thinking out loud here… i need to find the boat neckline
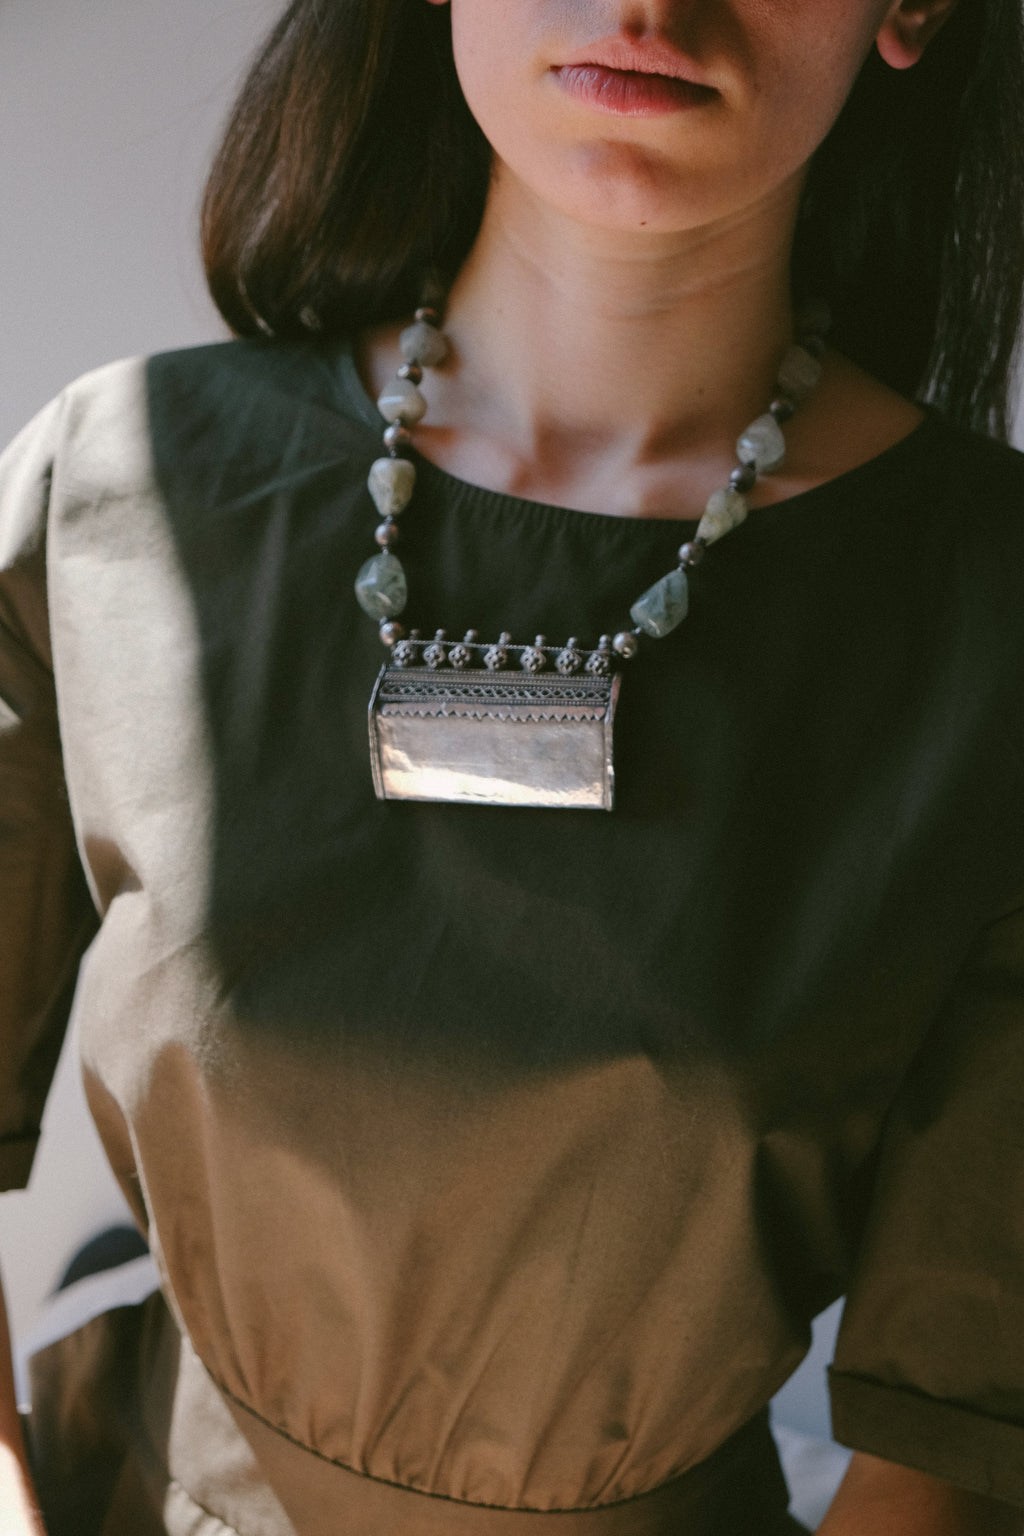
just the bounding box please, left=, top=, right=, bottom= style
left=333, top=338, right=941, bottom=536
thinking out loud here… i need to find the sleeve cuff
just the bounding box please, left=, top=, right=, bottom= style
left=0, top=1132, right=40, bottom=1192
left=829, top=1368, right=1024, bottom=1508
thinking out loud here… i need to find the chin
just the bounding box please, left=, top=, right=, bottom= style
left=541, top=143, right=727, bottom=234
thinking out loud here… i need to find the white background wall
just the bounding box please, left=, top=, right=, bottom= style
left=0, top=0, right=1019, bottom=1456
left=0, top=0, right=279, bottom=1341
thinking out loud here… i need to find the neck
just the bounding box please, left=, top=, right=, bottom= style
left=436, top=165, right=802, bottom=480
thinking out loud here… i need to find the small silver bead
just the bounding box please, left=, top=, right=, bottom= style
left=556, top=639, right=583, bottom=675
left=423, top=629, right=448, bottom=669
left=612, top=631, right=640, bottom=660
left=383, top=423, right=413, bottom=452
left=397, top=362, right=423, bottom=384
left=379, top=620, right=405, bottom=648
left=374, top=520, right=400, bottom=548
left=585, top=636, right=614, bottom=677
left=392, top=638, right=419, bottom=667
left=415, top=306, right=439, bottom=325
left=462, top=629, right=478, bottom=645
left=520, top=635, right=547, bottom=673
left=769, top=395, right=796, bottom=423
left=730, top=463, right=758, bottom=493
left=677, top=540, right=705, bottom=567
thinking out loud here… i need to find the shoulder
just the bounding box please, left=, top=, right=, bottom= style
left=17, top=337, right=379, bottom=515
left=925, top=410, right=1024, bottom=511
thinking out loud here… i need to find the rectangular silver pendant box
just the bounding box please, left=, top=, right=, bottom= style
left=369, top=665, right=621, bottom=810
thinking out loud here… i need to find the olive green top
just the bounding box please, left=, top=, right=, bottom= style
left=3, top=337, right=1024, bottom=1534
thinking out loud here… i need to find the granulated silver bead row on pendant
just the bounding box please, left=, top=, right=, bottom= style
left=354, top=300, right=831, bottom=669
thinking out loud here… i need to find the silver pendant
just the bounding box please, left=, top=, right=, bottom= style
left=369, top=665, right=621, bottom=810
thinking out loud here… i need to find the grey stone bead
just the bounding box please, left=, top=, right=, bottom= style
left=354, top=550, right=408, bottom=621
left=377, top=376, right=428, bottom=426
left=736, top=413, right=786, bottom=475
left=400, top=320, right=449, bottom=369
left=368, top=457, right=417, bottom=518
left=696, top=487, right=748, bottom=545
left=630, top=567, right=690, bottom=638
left=612, top=631, right=640, bottom=660
left=776, top=344, right=822, bottom=404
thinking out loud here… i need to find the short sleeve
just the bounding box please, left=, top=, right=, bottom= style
left=829, top=895, right=1024, bottom=1507
left=0, top=398, right=99, bottom=1192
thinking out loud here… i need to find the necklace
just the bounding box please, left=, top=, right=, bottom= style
left=355, top=301, right=829, bottom=810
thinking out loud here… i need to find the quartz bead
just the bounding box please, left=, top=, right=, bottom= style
left=696, top=486, right=749, bottom=545
left=737, top=413, right=786, bottom=475
left=400, top=320, right=449, bottom=368
left=354, top=551, right=408, bottom=620
left=776, top=344, right=822, bottom=403
left=368, top=457, right=416, bottom=518
left=377, top=376, right=428, bottom=426
left=630, top=567, right=690, bottom=639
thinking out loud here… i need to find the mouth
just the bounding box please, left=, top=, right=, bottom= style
left=550, top=39, right=717, bottom=118
left=552, top=65, right=717, bottom=117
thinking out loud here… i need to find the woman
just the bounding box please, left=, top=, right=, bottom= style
left=2, top=0, right=1024, bottom=1531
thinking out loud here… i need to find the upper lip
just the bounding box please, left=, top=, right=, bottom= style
left=554, top=36, right=712, bottom=87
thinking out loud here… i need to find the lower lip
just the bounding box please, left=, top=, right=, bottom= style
left=553, top=65, right=716, bottom=117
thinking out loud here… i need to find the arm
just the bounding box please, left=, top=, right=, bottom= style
left=0, top=1272, right=46, bottom=1536
left=817, top=1452, right=1023, bottom=1536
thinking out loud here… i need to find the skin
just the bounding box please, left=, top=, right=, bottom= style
left=0, top=1272, right=45, bottom=1535
left=363, top=0, right=955, bottom=520
left=368, top=1, right=1024, bottom=1531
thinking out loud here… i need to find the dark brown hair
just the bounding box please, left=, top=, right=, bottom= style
left=202, top=0, right=1024, bottom=436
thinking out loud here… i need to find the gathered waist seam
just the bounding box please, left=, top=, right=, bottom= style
left=208, top=1359, right=775, bottom=1518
